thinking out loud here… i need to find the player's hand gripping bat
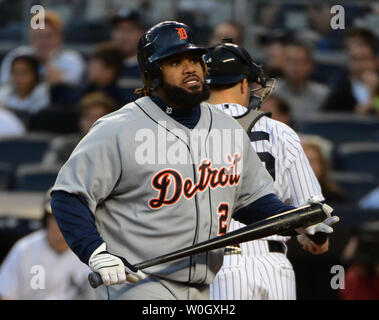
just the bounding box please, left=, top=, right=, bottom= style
left=88, top=202, right=335, bottom=288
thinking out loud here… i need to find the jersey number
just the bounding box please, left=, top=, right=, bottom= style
left=257, top=152, right=275, bottom=181
left=218, top=203, right=229, bottom=235
left=249, top=131, right=276, bottom=181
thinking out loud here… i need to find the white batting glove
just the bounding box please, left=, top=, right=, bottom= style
left=296, top=233, right=329, bottom=255
left=296, top=197, right=340, bottom=236
left=88, top=243, right=146, bottom=286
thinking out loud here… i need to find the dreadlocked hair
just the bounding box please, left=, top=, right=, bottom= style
left=135, top=73, right=155, bottom=97
left=135, top=86, right=152, bottom=97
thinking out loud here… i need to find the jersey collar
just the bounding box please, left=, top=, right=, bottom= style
left=149, top=95, right=201, bottom=129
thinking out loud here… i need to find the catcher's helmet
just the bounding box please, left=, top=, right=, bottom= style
left=204, top=41, right=265, bottom=86
left=204, top=40, right=275, bottom=109
left=137, top=21, right=207, bottom=90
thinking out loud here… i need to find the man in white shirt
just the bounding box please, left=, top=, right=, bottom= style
left=0, top=107, right=25, bottom=137
left=274, top=41, right=329, bottom=120
left=0, top=189, right=94, bottom=300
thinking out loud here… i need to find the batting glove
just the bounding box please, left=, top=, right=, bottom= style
left=88, top=243, right=146, bottom=286
left=296, top=197, right=340, bottom=236
left=297, top=233, right=329, bottom=255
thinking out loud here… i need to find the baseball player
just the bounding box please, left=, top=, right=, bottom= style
left=0, top=189, right=94, bottom=300
left=50, top=21, right=337, bottom=300
left=205, top=42, right=338, bottom=300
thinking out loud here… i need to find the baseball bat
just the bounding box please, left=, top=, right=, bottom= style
left=88, top=202, right=329, bottom=288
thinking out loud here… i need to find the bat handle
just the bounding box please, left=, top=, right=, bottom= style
left=88, top=256, right=141, bottom=288
left=88, top=272, right=102, bottom=289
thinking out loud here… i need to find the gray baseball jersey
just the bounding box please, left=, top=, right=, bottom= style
left=52, top=96, right=274, bottom=287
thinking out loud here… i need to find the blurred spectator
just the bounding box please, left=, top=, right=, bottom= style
left=306, top=4, right=344, bottom=51
left=0, top=189, right=94, bottom=300
left=359, top=186, right=379, bottom=209
left=261, top=94, right=293, bottom=127
left=275, top=41, right=330, bottom=120
left=0, top=106, right=25, bottom=137
left=323, top=28, right=379, bottom=115
left=208, top=21, right=244, bottom=46
left=51, top=42, right=125, bottom=107
left=81, top=42, right=125, bottom=107
left=177, top=7, right=212, bottom=46
left=42, top=92, right=116, bottom=166
left=0, top=10, right=85, bottom=86
left=257, top=3, right=366, bottom=50
left=300, top=134, right=334, bottom=165
left=260, top=30, right=290, bottom=78
left=110, top=9, right=145, bottom=104
left=344, top=27, right=378, bottom=51
left=0, top=55, right=49, bottom=121
left=257, top=3, right=284, bottom=29
left=301, top=138, right=346, bottom=203
left=340, top=220, right=379, bottom=300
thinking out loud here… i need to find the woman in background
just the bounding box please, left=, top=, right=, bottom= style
left=301, top=138, right=347, bottom=203
left=0, top=55, right=50, bottom=121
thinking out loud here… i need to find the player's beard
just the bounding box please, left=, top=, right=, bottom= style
left=162, top=82, right=210, bottom=111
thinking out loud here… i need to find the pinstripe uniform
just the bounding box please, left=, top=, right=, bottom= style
left=210, top=103, right=324, bottom=300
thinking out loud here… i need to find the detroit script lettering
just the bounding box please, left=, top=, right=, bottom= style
left=149, top=153, right=241, bottom=209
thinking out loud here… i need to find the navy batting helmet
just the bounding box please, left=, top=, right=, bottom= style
left=137, top=21, right=207, bottom=90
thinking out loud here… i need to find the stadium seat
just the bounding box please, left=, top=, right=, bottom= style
left=337, top=142, right=379, bottom=176
left=330, top=171, right=378, bottom=202
left=14, top=164, right=60, bottom=192
left=0, top=162, right=13, bottom=190
left=297, top=113, right=379, bottom=145
left=28, top=107, right=79, bottom=134
left=0, top=134, right=53, bottom=169
left=0, top=22, right=23, bottom=41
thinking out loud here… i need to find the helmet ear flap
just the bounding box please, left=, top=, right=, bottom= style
left=144, top=62, right=163, bottom=90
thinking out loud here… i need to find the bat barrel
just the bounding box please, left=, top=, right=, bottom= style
left=88, top=203, right=327, bottom=288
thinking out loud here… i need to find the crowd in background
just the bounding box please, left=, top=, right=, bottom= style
left=0, top=6, right=377, bottom=204
left=0, top=1, right=379, bottom=300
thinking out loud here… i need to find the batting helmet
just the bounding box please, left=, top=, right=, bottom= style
left=137, top=21, right=207, bottom=90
